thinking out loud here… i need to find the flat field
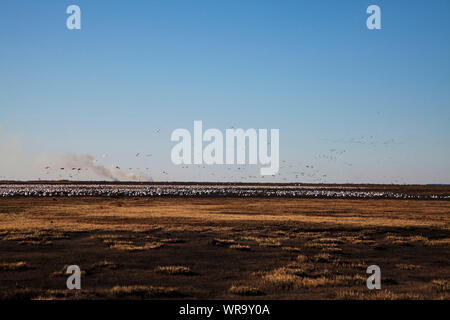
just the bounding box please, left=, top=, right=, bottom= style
left=0, top=195, right=449, bottom=300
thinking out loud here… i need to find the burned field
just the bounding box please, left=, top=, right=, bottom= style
left=0, top=184, right=449, bottom=300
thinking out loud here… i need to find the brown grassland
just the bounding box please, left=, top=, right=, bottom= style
left=0, top=196, right=449, bottom=300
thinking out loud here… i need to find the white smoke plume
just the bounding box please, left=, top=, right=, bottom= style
left=0, top=127, right=152, bottom=181
left=59, top=153, right=151, bottom=181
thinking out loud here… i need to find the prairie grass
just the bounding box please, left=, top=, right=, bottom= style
left=0, top=261, right=28, bottom=271
left=211, top=239, right=236, bottom=247
left=425, top=238, right=450, bottom=246
left=385, top=234, right=450, bottom=247
left=102, top=239, right=133, bottom=246
left=229, top=285, right=265, bottom=296
left=281, top=246, right=301, bottom=253
left=0, top=230, right=69, bottom=246
left=110, top=285, right=185, bottom=298
left=432, top=279, right=450, bottom=292
left=154, top=265, right=194, bottom=275
left=314, top=238, right=345, bottom=245
left=395, top=264, right=422, bottom=271
left=336, top=289, right=423, bottom=300
left=0, top=196, right=448, bottom=299
left=257, top=239, right=282, bottom=247
left=229, top=244, right=251, bottom=251
left=347, top=239, right=376, bottom=245
left=312, top=253, right=333, bottom=263
left=241, top=236, right=282, bottom=247
left=34, top=290, right=79, bottom=300
left=261, top=266, right=364, bottom=290
left=87, top=260, right=118, bottom=273
left=321, top=247, right=343, bottom=254
left=0, top=288, right=41, bottom=300
left=160, top=238, right=185, bottom=243
left=261, top=268, right=297, bottom=290
left=109, top=242, right=164, bottom=251
left=1, top=198, right=449, bottom=235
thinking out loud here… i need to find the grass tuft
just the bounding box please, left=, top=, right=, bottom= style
left=230, top=244, right=251, bottom=251
left=0, top=261, right=28, bottom=271
left=154, top=265, right=194, bottom=275
left=110, top=285, right=185, bottom=298
left=229, top=285, right=265, bottom=296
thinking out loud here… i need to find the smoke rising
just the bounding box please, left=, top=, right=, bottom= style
left=0, top=131, right=151, bottom=181
left=62, top=154, right=150, bottom=181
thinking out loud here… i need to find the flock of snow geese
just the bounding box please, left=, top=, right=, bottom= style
left=0, top=135, right=407, bottom=183
left=0, top=183, right=447, bottom=199
left=35, top=147, right=350, bottom=182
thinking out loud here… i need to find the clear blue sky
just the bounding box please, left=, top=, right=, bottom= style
left=0, top=0, right=449, bottom=183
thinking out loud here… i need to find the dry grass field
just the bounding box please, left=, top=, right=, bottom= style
left=0, top=195, right=449, bottom=300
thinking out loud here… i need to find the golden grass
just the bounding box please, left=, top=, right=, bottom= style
left=261, top=266, right=365, bottom=290
left=229, top=244, right=251, bottom=251
left=95, top=234, right=121, bottom=239
left=241, top=236, right=262, bottom=242
left=2, top=286, right=187, bottom=300
left=211, top=239, right=236, bottom=246
left=257, top=239, right=282, bottom=247
left=281, top=246, right=301, bottom=253
left=241, top=236, right=283, bottom=247
left=229, top=285, right=265, bottom=296
left=395, top=264, right=422, bottom=271
left=0, top=288, right=41, bottom=300
left=336, top=289, right=423, bottom=300
left=314, top=238, right=345, bottom=245
left=312, top=253, right=333, bottom=263
left=0, top=261, right=28, bottom=271
left=347, top=239, right=376, bottom=245
left=154, top=265, right=193, bottom=275
left=160, top=238, right=185, bottom=243
left=87, top=260, right=118, bottom=272
left=0, top=197, right=448, bottom=299
left=432, top=279, right=450, bottom=293
left=261, top=268, right=298, bottom=290
left=1, top=288, right=79, bottom=300
left=426, top=238, right=450, bottom=246
left=1, top=198, right=449, bottom=235
left=103, top=239, right=132, bottom=246
left=386, top=234, right=450, bottom=247
left=109, top=242, right=164, bottom=251
left=0, top=230, right=69, bottom=246
left=34, top=290, right=79, bottom=300
left=110, top=285, right=185, bottom=298
left=321, top=247, right=343, bottom=254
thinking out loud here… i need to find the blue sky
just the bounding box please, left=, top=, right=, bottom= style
left=0, top=0, right=449, bottom=183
